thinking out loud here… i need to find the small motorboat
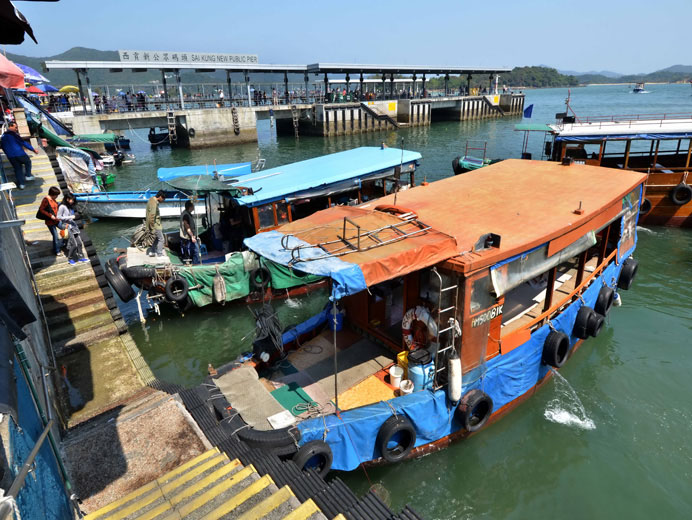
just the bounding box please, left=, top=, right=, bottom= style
left=632, top=82, right=646, bottom=93
left=452, top=140, right=499, bottom=174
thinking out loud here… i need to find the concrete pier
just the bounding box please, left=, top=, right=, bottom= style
left=61, top=93, right=523, bottom=147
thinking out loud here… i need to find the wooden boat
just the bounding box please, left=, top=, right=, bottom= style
left=516, top=104, right=692, bottom=226
left=199, top=159, right=646, bottom=475
left=106, top=146, right=422, bottom=312
left=74, top=162, right=253, bottom=219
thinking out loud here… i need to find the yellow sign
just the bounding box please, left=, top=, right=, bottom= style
left=388, top=102, right=396, bottom=112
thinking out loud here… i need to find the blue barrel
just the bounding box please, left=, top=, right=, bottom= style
left=328, top=308, right=344, bottom=331
left=408, top=348, right=434, bottom=391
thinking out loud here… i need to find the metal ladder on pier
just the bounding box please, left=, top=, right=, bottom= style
left=166, top=111, right=177, bottom=144
left=291, top=105, right=300, bottom=138
left=231, top=107, right=241, bottom=135
left=431, top=267, right=460, bottom=390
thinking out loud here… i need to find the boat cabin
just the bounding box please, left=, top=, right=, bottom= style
left=517, top=114, right=692, bottom=226
left=228, top=159, right=645, bottom=473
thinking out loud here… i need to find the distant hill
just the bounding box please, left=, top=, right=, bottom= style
left=559, top=69, right=623, bottom=78
left=4, top=47, right=298, bottom=91
left=575, top=65, right=692, bottom=84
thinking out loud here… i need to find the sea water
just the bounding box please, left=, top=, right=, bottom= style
left=85, top=83, right=692, bottom=519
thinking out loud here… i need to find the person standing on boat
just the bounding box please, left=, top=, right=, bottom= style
left=146, top=190, right=166, bottom=257
left=179, top=201, right=199, bottom=264
left=1, top=121, right=38, bottom=189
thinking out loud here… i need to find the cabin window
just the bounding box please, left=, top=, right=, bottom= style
left=470, top=275, right=495, bottom=315
left=276, top=201, right=290, bottom=225
left=257, top=204, right=276, bottom=229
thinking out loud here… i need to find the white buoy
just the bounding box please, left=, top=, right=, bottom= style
left=614, top=292, right=622, bottom=306
left=448, top=349, right=462, bottom=403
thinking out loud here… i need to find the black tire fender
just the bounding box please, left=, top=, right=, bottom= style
left=542, top=330, right=570, bottom=368
left=640, top=198, right=652, bottom=215
left=104, top=258, right=135, bottom=303
left=250, top=266, right=272, bottom=291
left=117, top=256, right=156, bottom=281
left=670, top=183, right=692, bottom=206
left=595, top=286, right=615, bottom=316
left=573, top=306, right=604, bottom=339
left=188, top=127, right=196, bottom=138
left=292, top=440, right=332, bottom=477
left=456, top=389, right=493, bottom=433
left=452, top=156, right=463, bottom=175
left=617, top=257, right=639, bottom=291
left=376, top=415, right=417, bottom=463
left=165, top=276, right=189, bottom=303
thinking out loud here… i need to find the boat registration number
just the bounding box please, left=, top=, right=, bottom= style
left=472, top=304, right=504, bottom=328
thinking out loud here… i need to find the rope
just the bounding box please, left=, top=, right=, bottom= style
left=126, top=121, right=170, bottom=145
left=0, top=490, right=21, bottom=520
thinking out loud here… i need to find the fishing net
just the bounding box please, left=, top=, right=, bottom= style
left=130, top=223, right=155, bottom=249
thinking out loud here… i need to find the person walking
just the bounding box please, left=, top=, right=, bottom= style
left=57, top=193, right=89, bottom=264
left=146, top=190, right=166, bottom=257
left=179, top=201, right=199, bottom=264
left=38, top=186, right=62, bottom=256
left=1, top=121, right=38, bottom=189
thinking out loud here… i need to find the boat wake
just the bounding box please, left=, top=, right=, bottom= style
left=544, top=368, right=595, bottom=430
left=636, top=225, right=659, bottom=235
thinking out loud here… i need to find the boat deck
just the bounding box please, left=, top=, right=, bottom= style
left=216, top=328, right=398, bottom=431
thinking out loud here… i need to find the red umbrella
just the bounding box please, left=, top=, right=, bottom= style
left=0, top=53, right=24, bottom=89
left=26, top=85, right=44, bottom=94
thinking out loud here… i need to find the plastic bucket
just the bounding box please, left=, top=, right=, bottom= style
left=389, top=365, right=404, bottom=388
left=399, top=379, right=414, bottom=395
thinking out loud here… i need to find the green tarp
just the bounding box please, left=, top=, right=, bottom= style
left=37, top=124, right=72, bottom=148
left=177, top=253, right=250, bottom=307
left=263, top=259, right=323, bottom=290
left=71, top=133, right=118, bottom=143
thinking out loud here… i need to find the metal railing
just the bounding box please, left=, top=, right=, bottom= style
left=579, top=112, right=692, bottom=123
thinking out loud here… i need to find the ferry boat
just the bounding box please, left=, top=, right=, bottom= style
left=198, top=159, right=645, bottom=474
left=516, top=104, right=692, bottom=226
left=106, top=146, right=422, bottom=311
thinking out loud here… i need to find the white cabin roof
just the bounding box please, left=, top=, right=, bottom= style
left=550, top=118, right=692, bottom=138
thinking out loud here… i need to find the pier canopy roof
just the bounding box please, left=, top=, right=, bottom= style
left=245, top=160, right=647, bottom=299
left=232, top=146, right=422, bottom=208
left=307, top=63, right=511, bottom=76
left=44, top=60, right=308, bottom=73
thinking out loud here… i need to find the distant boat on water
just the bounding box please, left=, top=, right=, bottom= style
left=632, top=82, right=647, bottom=93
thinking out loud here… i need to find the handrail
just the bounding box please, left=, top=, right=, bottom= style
left=580, top=112, right=692, bottom=123
left=359, top=102, right=400, bottom=128
left=6, top=420, right=54, bottom=499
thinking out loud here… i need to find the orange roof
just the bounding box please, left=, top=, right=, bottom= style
left=358, top=159, right=646, bottom=272
left=272, top=160, right=646, bottom=286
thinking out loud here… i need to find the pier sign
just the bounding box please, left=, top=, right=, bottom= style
left=118, top=50, right=258, bottom=64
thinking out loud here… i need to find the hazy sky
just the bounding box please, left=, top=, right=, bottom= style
left=6, top=0, right=691, bottom=74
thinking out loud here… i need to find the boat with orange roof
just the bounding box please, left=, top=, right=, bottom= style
left=203, top=159, right=646, bottom=475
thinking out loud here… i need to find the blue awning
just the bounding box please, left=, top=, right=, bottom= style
left=157, top=162, right=253, bottom=182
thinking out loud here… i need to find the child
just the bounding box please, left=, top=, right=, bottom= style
left=57, top=194, right=88, bottom=264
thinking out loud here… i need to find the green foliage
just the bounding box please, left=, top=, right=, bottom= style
left=425, top=66, right=579, bottom=89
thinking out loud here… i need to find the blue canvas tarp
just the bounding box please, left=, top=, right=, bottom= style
left=244, top=231, right=367, bottom=300
left=157, top=162, right=253, bottom=182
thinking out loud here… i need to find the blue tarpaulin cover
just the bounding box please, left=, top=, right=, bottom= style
left=245, top=231, right=367, bottom=300
left=232, top=147, right=421, bottom=208
left=297, top=260, right=625, bottom=471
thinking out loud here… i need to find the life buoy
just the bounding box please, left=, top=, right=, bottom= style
left=640, top=198, right=652, bottom=215
left=542, top=330, right=570, bottom=368
left=670, top=183, right=692, bottom=206
left=376, top=415, right=416, bottom=463
left=573, top=306, right=604, bottom=339
left=617, top=257, right=639, bottom=291
left=594, top=286, right=615, bottom=316
left=456, top=389, right=493, bottom=433
left=401, top=306, right=437, bottom=349
left=292, top=440, right=332, bottom=477
left=165, top=276, right=189, bottom=303
left=250, top=266, right=271, bottom=291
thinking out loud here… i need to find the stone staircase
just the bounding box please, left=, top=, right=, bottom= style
left=83, top=447, right=327, bottom=520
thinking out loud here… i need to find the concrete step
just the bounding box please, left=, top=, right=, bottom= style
left=46, top=299, right=111, bottom=329
left=53, top=320, right=121, bottom=356
left=38, top=275, right=101, bottom=301
left=35, top=263, right=97, bottom=291
left=51, top=310, right=118, bottom=343
left=42, top=288, right=108, bottom=315
left=282, top=499, right=327, bottom=520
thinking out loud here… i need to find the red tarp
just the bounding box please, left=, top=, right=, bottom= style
left=25, top=85, right=44, bottom=94
left=0, top=53, right=24, bottom=89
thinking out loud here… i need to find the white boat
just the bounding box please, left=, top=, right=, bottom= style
left=75, top=190, right=205, bottom=219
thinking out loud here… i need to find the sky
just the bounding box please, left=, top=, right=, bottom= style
left=5, top=0, right=692, bottom=74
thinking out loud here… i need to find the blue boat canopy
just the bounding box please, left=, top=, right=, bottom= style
left=157, top=162, right=253, bottom=182
left=232, top=147, right=422, bottom=208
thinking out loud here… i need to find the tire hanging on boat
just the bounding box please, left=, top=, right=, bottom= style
left=640, top=198, right=652, bottom=215
left=376, top=415, right=417, bottom=463
left=165, top=275, right=189, bottom=303
left=669, top=183, right=692, bottom=206
left=250, top=266, right=272, bottom=291
left=452, top=156, right=463, bottom=175
left=104, top=258, right=135, bottom=302
left=594, top=286, right=615, bottom=316
left=542, top=330, right=570, bottom=368
left=457, top=389, right=493, bottom=433
left=292, top=440, right=332, bottom=477
left=401, top=306, right=437, bottom=350
left=617, top=257, right=639, bottom=291
left=572, top=306, right=604, bottom=339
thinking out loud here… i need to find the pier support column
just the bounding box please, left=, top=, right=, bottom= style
left=359, top=73, right=364, bottom=101
left=422, top=74, right=426, bottom=98
left=75, top=70, right=87, bottom=114
left=390, top=73, right=394, bottom=98
left=467, top=74, right=472, bottom=96
left=304, top=73, right=309, bottom=103
left=161, top=70, right=169, bottom=109
left=176, top=70, right=184, bottom=109
left=488, top=74, right=493, bottom=94
left=284, top=71, right=289, bottom=104
left=324, top=73, right=328, bottom=103
left=83, top=69, right=95, bottom=114
left=226, top=70, right=232, bottom=107
left=381, top=74, right=386, bottom=100
left=244, top=70, right=250, bottom=107
left=444, top=74, right=449, bottom=96
left=412, top=73, right=417, bottom=98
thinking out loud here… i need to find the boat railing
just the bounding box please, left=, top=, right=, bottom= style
left=578, top=112, right=692, bottom=124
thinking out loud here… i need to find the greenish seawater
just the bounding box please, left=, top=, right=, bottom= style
left=85, top=84, right=692, bottom=518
